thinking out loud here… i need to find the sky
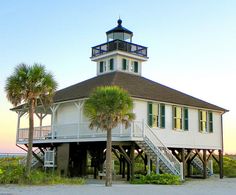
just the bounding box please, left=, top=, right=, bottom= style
left=0, top=0, right=235, bottom=153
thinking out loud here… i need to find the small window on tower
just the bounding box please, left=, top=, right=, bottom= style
left=134, top=61, right=138, bottom=73
left=100, top=61, right=104, bottom=73
left=109, top=58, right=114, bottom=70
left=122, top=59, right=127, bottom=70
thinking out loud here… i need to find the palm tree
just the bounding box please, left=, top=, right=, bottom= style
left=84, top=86, right=135, bottom=186
left=5, top=63, right=57, bottom=176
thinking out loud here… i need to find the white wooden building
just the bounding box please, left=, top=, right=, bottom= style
left=13, top=19, right=227, bottom=180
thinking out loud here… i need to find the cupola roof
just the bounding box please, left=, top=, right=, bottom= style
left=106, top=19, right=133, bottom=36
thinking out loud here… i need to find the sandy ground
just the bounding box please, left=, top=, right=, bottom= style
left=0, top=176, right=236, bottom=195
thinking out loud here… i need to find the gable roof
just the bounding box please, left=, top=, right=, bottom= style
left=54, top=71, right=227, bottom=112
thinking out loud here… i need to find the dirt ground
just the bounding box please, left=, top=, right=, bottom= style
left=0, top=176, right=236, bottom=195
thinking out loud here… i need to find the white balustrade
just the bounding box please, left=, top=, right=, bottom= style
left=17, top=121, right=143, bottom=141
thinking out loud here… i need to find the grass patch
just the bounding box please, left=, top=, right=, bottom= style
left=0, top=157, right=85, bottom=185
left=131, top=173, right=181, bottom=185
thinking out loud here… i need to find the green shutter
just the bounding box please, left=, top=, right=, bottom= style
left=134, top=61, right=138, bottom=73
left=100, top=61, right=103, bottom=73
left=183, top=108, right=188, bottom=131
left=148, top=102, right=153, bottom=126
left=208, top=112, right=213, bottom=133
left=122, top=59, right=127, bottom=70
left=110, top=59, right=114, bottom=70
left=160, top=104, right=165, bottom=128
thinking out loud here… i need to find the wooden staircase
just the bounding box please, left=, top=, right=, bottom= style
left=191, top=156, right=213, bottom=176
left=136, top=123, right=183, bottom=180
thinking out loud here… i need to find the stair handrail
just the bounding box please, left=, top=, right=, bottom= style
left=144, top=123, right=182, bottom=174
left=19, top=148, right=44, bottom=166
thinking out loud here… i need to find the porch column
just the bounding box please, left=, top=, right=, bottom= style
left=16, top=111, right=24, bottom=142
left=74, top=101, right=84, bottom=138
left=181, top=148, right=185, bottom=180
left=219, top=150, right=223, bottom=179
left=130, top=144, right=135, bottom=180
left=122, top=156, right=125, bottom=178
left=51, top=104, right=60, bottom=139
left=156, top=156, right=160, bottom=174
left=35, top=112, right=47, bottom=138
left=147, top=155, right=151, bottom=175
left=203, top=149, right=207, bottom=179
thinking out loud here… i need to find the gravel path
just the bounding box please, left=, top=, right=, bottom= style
left=0, top=177, right=236, bottom=195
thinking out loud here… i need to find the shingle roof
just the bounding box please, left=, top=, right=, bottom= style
left=54, top=71, right=227, bottom=112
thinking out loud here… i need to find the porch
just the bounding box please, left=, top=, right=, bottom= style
left=16, top=121, right=144, bottom=144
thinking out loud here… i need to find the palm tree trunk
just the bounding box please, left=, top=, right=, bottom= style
left=105, top=128, right=112, bottom=186
left=26, top=99, right=35, bottom=176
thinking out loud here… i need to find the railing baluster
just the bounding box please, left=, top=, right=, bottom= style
left=91, top=40, right=147, bottom=57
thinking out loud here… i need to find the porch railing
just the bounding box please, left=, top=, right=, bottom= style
left=17, top=121, right=143, bottom=141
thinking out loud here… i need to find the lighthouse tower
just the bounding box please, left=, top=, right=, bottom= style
left=91, top=19, right=148, bottom=76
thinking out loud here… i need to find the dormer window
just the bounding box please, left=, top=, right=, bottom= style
left=122, top=59, right=127, bottom=70
left=109, top=58, right=114, bottom=70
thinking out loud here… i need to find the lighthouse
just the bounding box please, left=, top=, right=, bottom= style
left=91, top=19, right=148, bottom=76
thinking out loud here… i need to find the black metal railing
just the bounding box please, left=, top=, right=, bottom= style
left=91, top=40, right=148, bottom=57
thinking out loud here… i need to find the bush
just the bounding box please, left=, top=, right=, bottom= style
left=0, top=157, right=85, bottom=185
left=131, top=173, right=181, bottom=185
left=0, top=157, right=24, bottom=184
left=213, top=155, right=236, bottom=178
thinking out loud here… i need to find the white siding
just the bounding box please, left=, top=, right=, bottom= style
left=134, top=99, right=223, bottom=150
left=96, top=55, right=142, bottom=76
left=56, top=103, right=79, bottom=125
left=52, top=99, right=223, bottom=150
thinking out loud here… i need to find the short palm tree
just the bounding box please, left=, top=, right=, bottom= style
left=84, top=86, right=135, bottom=186
left=5, top=63, right=57, bottom=176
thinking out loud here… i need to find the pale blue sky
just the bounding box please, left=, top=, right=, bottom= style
left=0, top=0, right=236, bottom=153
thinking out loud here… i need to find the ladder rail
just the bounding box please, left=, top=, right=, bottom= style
left=144, top=123, right=182, bottom=174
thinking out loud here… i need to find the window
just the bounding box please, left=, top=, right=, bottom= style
left=147, top=102, right=165, bottom=128
left=122, top=59, right=127, bottom=70
left=173, top=106, right=182, bottom=129
left=173, top=106, right=188, bottom=130
left=109, top=58, right=114, bottom=70
left=199, top=110, right=207, bottom=132
left=134, top=61, right=138, bottom=73
left=99, top=61, right=104, bottom=73
left=199, top=110, right=213, bottom=133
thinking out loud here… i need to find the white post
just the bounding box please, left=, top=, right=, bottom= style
left=142, top=119, right=145, bottom=137
left=130, top=122, right=133, bottom=138
left=156, top=156, right=160, bottom=174
left=147, top=156, right=151, bottom=175
left=120, top=124, right=122, bottom=136
left=16, top=111, right=22, bottom=142
left=74, top=101, right=82, bottom=138
left=180, top=162, right=184, bottom=181
left=51, top=104, right=59, bottom=139
left=209, top=159, right=213, bottom=175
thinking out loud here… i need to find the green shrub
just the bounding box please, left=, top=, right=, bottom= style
left=131, top=173, right=181, bottom=185
left=0, top=158, right=24, bottom=184
left=213, top=155, right=236, bottom=178
left=0, top=157, right=85, bottom=185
